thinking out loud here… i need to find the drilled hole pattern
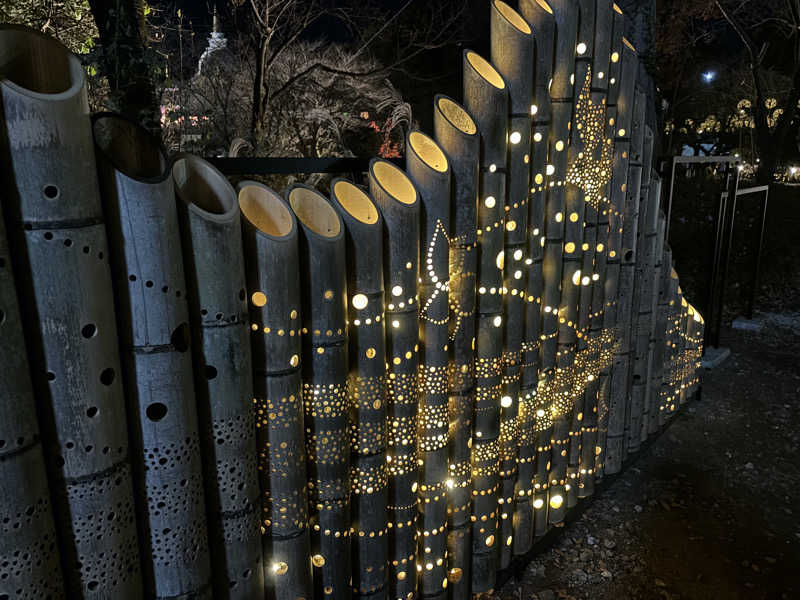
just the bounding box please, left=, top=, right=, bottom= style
left=206, top=414, right=259, bottom=513
left=54, top=466, right=142, bottom=596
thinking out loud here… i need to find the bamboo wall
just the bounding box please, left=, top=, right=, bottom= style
left=0, top=3, right=704, bottom=598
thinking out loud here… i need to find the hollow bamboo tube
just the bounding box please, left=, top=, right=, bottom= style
left=405, top=129, right=451, bottom=597
left=0, top=25, right=143, bottom=598
left=0, top=204, right=66, bottom=599
left=649, top=219, right=669, bottom=434
left=97, top=135, right=210, bottom=597
left=432, top=95, right=478, bottom=600
left=603, top=87, right=646, bottom=475
left=368, top=159, right=421, bottom=600
left=625, top=128, right=654, bottom=457
left=285, top=184, right=350, bottom=600
left=517, top=0, right=558, bottom=542
left=238, top=182, right=311, bottom=600
left=643, top=212, right=666, bottom=438
left=541, top=0, right=579, bottom=528
left=592, top=24, right=638, bottom=483
left=490, top=2, right=536, bottom=565
left=329, top=179, right=388, bottom=597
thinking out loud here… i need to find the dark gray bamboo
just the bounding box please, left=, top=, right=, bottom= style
left=604, top=87, right=646, bottom=474
left=287, top=184, right=350, bottom=600
left=96, top=127, right=211, bottom=599
left=238, top=181, right=311, bottom=600
left=432, top=95, right=479, bottom=600
left=462, top=48, right=509, bottom=589
left=518, top=0, right=557, bottom=544
left=368, top=159, right=421, bottom=600
left=406, top=130, right=451, bottom=597
left=542, top=0, right=579, bottom=527
left=0, top=25, right=143, bottom=598
left=329, top=179, right=388, bottom=598
left=0, top=204, right=65, bottom=600
left=490, top=1, right=536, bottom=565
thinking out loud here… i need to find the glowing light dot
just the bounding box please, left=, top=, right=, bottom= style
left=392, top=320, right=400, bottom=329
left=514, top=270, right=522, bottom=280
left=592, top=273, right=600, bottom=281
left=272, top=562, right=288, bottom=575
left=312, top=555, right=326, bottom=567
left=581, top=276, right=591, bottom=285
left=569, top=212, right=579, bottom=222
left=550, top=494, right=564, bottom=509
left=290, top=354, right=299, bottom=367
left=485, top=196, right=496, bottom=208
left=577, top=42, right=587, bottom=55
left=596, top=243, right=604, bottom=252
left=611, top=51, right=620, bottom=63
left=352, top=294, right=368, bottom=309
left=411, top=482, right=418, bottom=493
left=618, top=129, right=626, bottom=137
left=324, top=290, right=334, bottom=300
left=366, top=347, right=376, bottom=359
left=506, top=220, right=517, bottom=231
left=501, top=395, right=513, bottom=408
left=530, top=104, right=538, bottom=115
left=598, top=71, right=605, bottom=79
left=513, top=249, right=523, bottom=261
left=489, top=163, right=497, bottom=173
left=251, top=291, right=267, bottom=307
left=555, top=212, right=563, bottom=222
left=496, top=251, right=505, bottom=270
left=536, top=409, right=545, bottom=417
left=493, top=316, right=502, bottom=327
left=506, top=536, right=513, bottom=546
left=572, top=269, right=582, bottom=285
left=485, top=535, right=495, bottom=547
left=446, top=479, right=454, bottom=489
left=510, top=131, right=522, bottom=144
left=555, top=140, right=565, bottom=151
left=546, top=164, right=555, bottom=176
left=534, top=132, right=543, bottom=142
left=392, top=285, right=403, bottom=297
left=533, top=498, right=544, bottom=509
left=535, top=174, right=544, bottom=184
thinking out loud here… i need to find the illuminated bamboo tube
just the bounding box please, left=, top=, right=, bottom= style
left=489, top=2, right=534, bottom=565
left=603, top=88, right=646, bottom=475
left=0, top=25, right=143, bottom=598
left=95, top=135, right=207, bottom=598
left=328, top=180, right=388, bottom=597
left=625, top=128, right=655, bottom=457
left=462, top=49, right=506, bottom=588
left=517, top=0, right=556, bottom=545
left=651, top=231, right=670, bottom=432
left=368, top=159, right=420, bottom=600
left=644, top=212, right=667, bottom=438
left=238, top=182, right=311, bottom=600
left=0, top=206, right=65, bottom=600
left=593, top=30, right=637, bottom=481
left=404, top=130, right=450, bottom=597
left=285, top=184, right=350, bottom=599
left=540, top=0, right=579, bottom=528
left=658, top=261, right=679, bottom=426
left=432, top=95, right=478, bottom=600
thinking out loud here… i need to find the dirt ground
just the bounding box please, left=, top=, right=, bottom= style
left=493, top=314, right=800, bottom=600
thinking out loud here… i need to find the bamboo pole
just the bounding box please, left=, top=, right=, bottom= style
left=405, top=129, right=451, bottom=597
left=514, top=0, right=556, bottom=540
left=625, top=130, right=655, bottom=457
left=651, top=225, right=670, bottom=432
left=594, top=28, right=637, bottom=481
left=0, top=204, right=66, bottom=599
left=238, top=182, right=311, bottom=600
left=644, top=212, right=667, bottom=438
left=490, top=1, right=535, bottom=566
left=540, top=0, right=579, bottom=528
left=96, top=132, right=212, bottom=598
left=432, top=95, right=479, bottom=600
left=287, top=184, right=350, bottom=600
left=368, top=159, right=421, bottom=600
left=604, top=87, right=646, bottom=474
left=0, top=25, right=143, bottom=598
left=329, top=179, right=388, bottom=598
left=462, top=48, right=508, bottom=590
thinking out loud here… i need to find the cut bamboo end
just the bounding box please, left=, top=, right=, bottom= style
left=238, top=182, right=295, bottom=238
left=465, top=50, right=506, bottom=90
left=408, top=130, right=449, bottom=174
left=436, top=95, right=478, bottom=136
left=92, top=113, right=168, bottom=182
left=494, top=1, right=532, bottom=35
left=172, top=154, right=238, bottom=220
left=288, top=185, right=342, bottom=238
left=369, top=159, right=418, bottom=206
left=332, top=180, right=379, bottom=224
left=0, top=24, right=82, bottom=97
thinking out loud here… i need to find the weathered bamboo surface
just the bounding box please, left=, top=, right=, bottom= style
left=0, top=6, right=707, bottom=597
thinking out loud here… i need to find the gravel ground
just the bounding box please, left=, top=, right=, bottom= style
left=492, top=315, right=800, bottom=600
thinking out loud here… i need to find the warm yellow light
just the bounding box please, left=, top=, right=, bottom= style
left=534, top=132, right=543, bottom=142
left=501, top=395, right=513, bottom=408
left=496, top=251, right=505, bottom=270
left=533, top=498, right=544, bottom=509
left=392, top=285, right=403, bottom=297
left=392, top=320, right=400, bottom=328
left=577, top=42, right=587, bottom=55
left=272, top=562, right=288, bottom=575
left=555, top=140, right=565, bottom=151
left=251, top=291, right=267, bottom=307
left=485, top=196, right=496, bottom=208
left=513, top=249, right=523, bottom=260
left=352, top=293, right=368, bottom=309
left=611, top=51, right=620, bottom=63
left=493, top=316, right=502, bottom=327
left=546, top=164, right=555, bottom=175
left=510, top=131, right=522, bottom=144
left=530, top=104, right=538, bottom=115
left=550, top=494, right=564, bottom=509
left=312, top=555, right=326, bottom=567
left=572, top=269, right=582, bottom=285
